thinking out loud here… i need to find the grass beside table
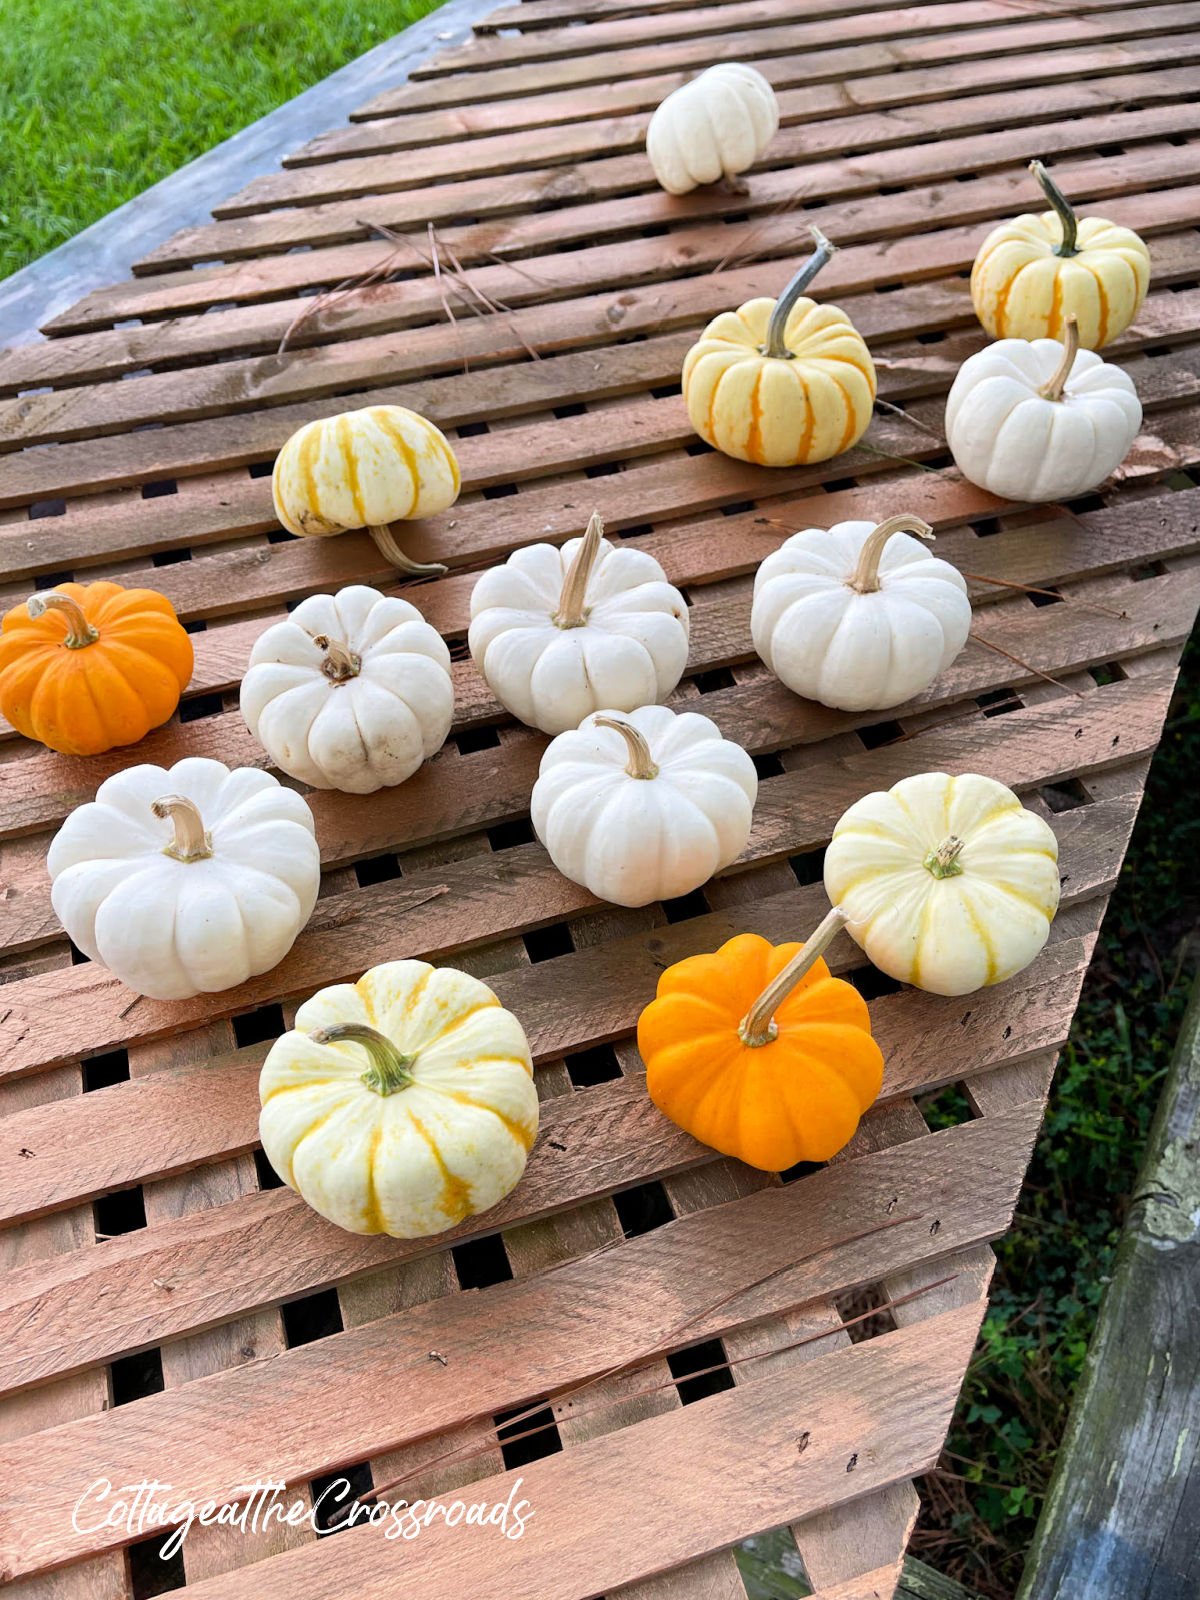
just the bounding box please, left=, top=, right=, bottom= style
left=0, top=0, right=445, bottom=281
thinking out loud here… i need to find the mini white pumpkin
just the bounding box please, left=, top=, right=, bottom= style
left=751, top=514, right=972, bottom=711
left=240, top=585, right=453, bottom=793
left=531, top=705, right=758, bottom=908
left=468, top=511, right=690, bottom=735
left=823, top=771, right=1061, bottom=997
left=945, top=316, right=1141, bottom=502
left=48, top=757, right=320, bottom=1000
left=259, top=960, right=538, bottom=1239
left=647, top=63, right=779, bottom=196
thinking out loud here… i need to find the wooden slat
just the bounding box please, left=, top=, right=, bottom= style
left=44, top=118, right=1200, bottom=332
left=220, top=67, right=1200, bottom=216
left=294, top=30, right=1199, bottom=162
left=0, top=1115, right=1026, bottom=1579
left=0, top=665, right=1170, bottom=1073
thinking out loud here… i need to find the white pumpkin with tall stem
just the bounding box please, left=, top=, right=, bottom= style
left=945, top=315, right=1142, bottom=502
left=751, top=513, right=972, bottom=710
left=531, top=705, right=758, bottom=908
left=47, top=757, right=320, bottom=1000
left=824, top=771, right=1061, bottom=996
left=259, top=960, right=538, bottom=1239
left=468, top=511, right=690, bottom=735
left=240, top=585, right=453, bottom=793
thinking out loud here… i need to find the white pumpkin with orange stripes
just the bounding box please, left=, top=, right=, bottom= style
left=272, top=405, right=461, bottom=577
left=259, top=961, right=539, bottom=1239
left=681, top=229, right=876, bottom=467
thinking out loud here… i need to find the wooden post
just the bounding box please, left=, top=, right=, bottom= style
left=1019, top=970, right=1200, bottom=1599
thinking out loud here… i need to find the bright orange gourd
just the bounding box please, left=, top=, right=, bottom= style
left=638, top=907, right=883, bottom=1170
left=0, top=582, right=193, bottom=756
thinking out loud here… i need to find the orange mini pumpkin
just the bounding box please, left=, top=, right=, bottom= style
left=638, top=907, right=883, bottom=1170
left=0, top=582, right=193, bottom=756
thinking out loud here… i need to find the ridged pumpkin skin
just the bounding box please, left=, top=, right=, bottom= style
left=682, top=296, right=876, bottom=466
left=639, top=931, right=883, bottom=1170
left=0, top=582, right=193, bottom=756
left=259, top=961, right=538, bottom=1239
left=273, top=405, right=461, bottom=538
left=971, top=212, right=1149, bottom=350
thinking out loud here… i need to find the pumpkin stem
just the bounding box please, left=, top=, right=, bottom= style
left=925, top=835, right=966, bottom=879
left=764, top=226, right=837, bottom=360
left=151, top=795, right=213, bottom=863
left=554, top=511, right=605, bottom=629
left=593, top=715, right=659, bottom=780
left=848, top=514, right=935, bottom=594
left=312, top=634, right=362, bottom=682
left=738, top=906, right=849, bottom=1048
left=309, top=1022, right=417, bottom=1095
left=368, top=523, right=447, bottom=578
left=1038, top=315, right=1079, bottom=403
left=1029, top=159, right=1079, bottom=258
left=25, top=591, right=99, bottom=649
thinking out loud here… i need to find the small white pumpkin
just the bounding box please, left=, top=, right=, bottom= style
left=751, top=514, right=972, bottom=712
left=945, top=316, right=1141, bottom=502
left=240, top=585, right=453, bottom=793
left=259, top=960, right=538, bottom=1239
left=531, top=705, right=758, bottom=908
left=647, top=63, right=779, bottom=196
left=48, top=757, right=320, bottom=1000
left=468, top=511, right=690, bottom=735
left=824, top=771, right=1061, bottom=997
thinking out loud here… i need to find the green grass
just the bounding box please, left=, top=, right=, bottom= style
left=0, top=0, right=445, bottom=281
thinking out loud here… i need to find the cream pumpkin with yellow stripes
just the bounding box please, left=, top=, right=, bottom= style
left=823, top=772, right=1060, bottom=997
left=971, top=161, right=1149, bottom=350
left=259, top=961, right=538, bottom=1239
left=272, top=405, right=461, bottom=578
left=681, top=228, right=876, bottom=467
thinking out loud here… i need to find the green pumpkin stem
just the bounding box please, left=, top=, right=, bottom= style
left=151, top=795, right=213, bottom=863
left=925, top=836, right=966, bottom=879
left=764, top=226, right=837, bottom=360
left=310, top=1022, right=417, bottom=1095
left=593, top=716, right=659, bottom=780
left=26, top=590, right=99, bottom=649
left=738, top=906, right=849, bottom=1048
left=554, top=511, right=605, bottom=629
left=368, top=523, right=447, bottom=579
left=848, top=514, right=935, bottom=594
left=1029, top=159, right=1079, bottom=258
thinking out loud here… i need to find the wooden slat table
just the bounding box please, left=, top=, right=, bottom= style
left=1, top=2, right=1198, bottom=1595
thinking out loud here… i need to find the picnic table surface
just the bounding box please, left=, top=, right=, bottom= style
left=1, top=1, right=1199, bottom=1595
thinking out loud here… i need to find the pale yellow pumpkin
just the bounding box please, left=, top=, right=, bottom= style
left=971, top=161, right=1149, bottom=350
left=681, top=229, right=876, bottom=467
left=272, top=405, right=461, bottom=577
left=259, top=960, right=538, bottom=1239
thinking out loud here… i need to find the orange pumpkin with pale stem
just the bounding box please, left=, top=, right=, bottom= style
left=638, top=907, right=883, bottom=1170
left=0, top=582, right=193, bottom=756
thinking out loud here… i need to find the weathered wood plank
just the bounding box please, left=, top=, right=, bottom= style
left=0, top=669, right=1170, bottom=1075
left=1018, top=971, right=1200, bottom=1600
left=0, top=1122, right=1022, bottom=1578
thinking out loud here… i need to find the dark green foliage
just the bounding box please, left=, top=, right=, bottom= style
left=915, top=562, right=1200, bottom=1596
